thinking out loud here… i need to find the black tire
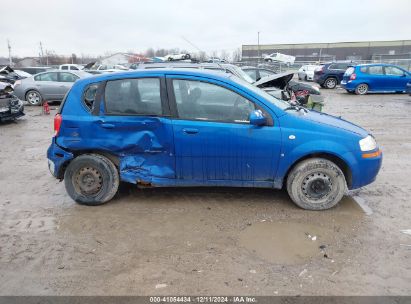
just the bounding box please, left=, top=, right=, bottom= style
left=64, top=154, right=119, bottom=206
left=324, top=77, right=337, bottom=89
left=346, top=90, right=354, bottom=94
left=286, top=158, right=347, bottom=210
left=266, top=58, right=273, bottom=62
left=304, top=75, right=308, bottom=81
left=25, top=90, right=43, bottom=106
left=184, top=54, right=191, bottom=59
left=355, top=83, right=368, bottom=95
left=167, top=57, right=173, bottom=61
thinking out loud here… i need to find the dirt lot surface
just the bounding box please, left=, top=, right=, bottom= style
left=0, top=88, right=410, bottom=296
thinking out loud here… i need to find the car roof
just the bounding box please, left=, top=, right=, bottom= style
left=76, top=68, right=232, bottom=85
left=33, top=69, right=91, bottom=77
left=355, top=63, right=399, bottom=67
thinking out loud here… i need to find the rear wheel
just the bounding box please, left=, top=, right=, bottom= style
left=25, top=90, right=43, bottom=106
left=64, top=154, right=119, bottom=206
left=286, top=158, right=347, bottom=210
left=355, top=83, right=368, bottom=95
left=324, top=77, right=337, bottom=89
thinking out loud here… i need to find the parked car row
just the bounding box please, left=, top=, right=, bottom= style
left=312, top=61, right=411, bottom=94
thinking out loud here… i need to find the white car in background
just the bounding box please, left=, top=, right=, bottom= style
left=298, top=65, right=319, bottom=81
left=59, top=64, right=84, bottom=71
left=263, top=52, right=295, bottom=65
left=164, top=53, right=191, bottom=61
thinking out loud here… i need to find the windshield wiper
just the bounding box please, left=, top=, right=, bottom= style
left=284, top=104, right=308, bottom=113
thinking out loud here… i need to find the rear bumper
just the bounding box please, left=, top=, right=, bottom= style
left=340, top=80, right=356, bottom=90
left=47, top=138, right=74, bottom=179
left=313, top=75, right=325, bottom=85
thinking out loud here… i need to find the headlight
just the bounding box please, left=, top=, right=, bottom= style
left=359, top=135, right=377, bottom=151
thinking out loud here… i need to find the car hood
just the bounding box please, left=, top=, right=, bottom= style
left=301, top=110, right=368, bottom=137
left=253, top=71, right=294, bottom=89
left=0, top=66, right=14, bottom=75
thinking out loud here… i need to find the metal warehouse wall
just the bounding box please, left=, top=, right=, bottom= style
left=242, top=40, right=411, bottom=61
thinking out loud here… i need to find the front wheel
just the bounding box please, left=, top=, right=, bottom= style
left=355, top=83, right=368, bottom=95
left=286, top=158, right=347, bottom=210
left=64, top=154, right=119, bottom=206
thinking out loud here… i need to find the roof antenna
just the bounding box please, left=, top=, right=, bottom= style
left=180, top=36, right=227, bottom=73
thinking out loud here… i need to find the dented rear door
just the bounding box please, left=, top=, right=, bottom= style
left=95, top=76, right=175, bottom=184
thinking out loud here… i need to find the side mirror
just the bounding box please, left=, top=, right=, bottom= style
left=249, top=110, right=266, bottom=126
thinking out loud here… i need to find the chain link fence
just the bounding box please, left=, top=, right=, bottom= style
left=236, top=58, right=411, bottom=73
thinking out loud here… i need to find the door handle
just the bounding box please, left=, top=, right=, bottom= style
left=183, top=128, right=199, bottom=134
left=101, top=123, right=115, bottom=129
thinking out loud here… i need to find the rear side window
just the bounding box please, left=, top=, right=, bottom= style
left=59, top=72, right=79, bottom=83
left=104, top=78, right=162, bottom=115
left=83, top=84, right=99, bottom=110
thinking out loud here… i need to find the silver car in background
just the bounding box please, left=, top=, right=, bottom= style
left=13, top=70, right=91, bottom=105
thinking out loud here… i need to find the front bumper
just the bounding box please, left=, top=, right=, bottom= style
left=0, top=98, right=24, bottom=121
left=47, top=138, right=74, bottom=179
left=348, top=149, right=383, bottom=189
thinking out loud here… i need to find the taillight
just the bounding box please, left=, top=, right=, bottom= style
left=350, top=73, right=357, bottom=80
left=54, top=114, right=62, bottom=137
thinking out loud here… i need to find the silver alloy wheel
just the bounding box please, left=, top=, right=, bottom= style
left=356, top=84, right=368, bottom=95
left=26, top=91, right=42, bottom=105
left=325, top=78, right=336, bottom=89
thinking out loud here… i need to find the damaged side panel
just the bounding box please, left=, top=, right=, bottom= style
left=57, top=115, right=175, bottom=184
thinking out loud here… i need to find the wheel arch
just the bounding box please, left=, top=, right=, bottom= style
left=282, top=152, right=352, bottom=189
left=57, top=149, right=120, bottom=179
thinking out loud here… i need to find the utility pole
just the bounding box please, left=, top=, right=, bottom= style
left=39, top=41, right=44, bottom=65
left=7, top=39, right=12, bottom=65
left=257, top=32, right=260, bottom=64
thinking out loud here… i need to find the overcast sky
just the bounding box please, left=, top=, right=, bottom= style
left=1, top=0, right=410, bottom=58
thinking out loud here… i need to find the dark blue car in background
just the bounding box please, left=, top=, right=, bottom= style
left=313, top=62, right=355, bottom=89
left=341, top=64, right=411, bottom=95
left=47, top=69, right=382, bottom=210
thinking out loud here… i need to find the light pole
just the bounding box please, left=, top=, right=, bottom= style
left=257, top=32, right=260, bottom=64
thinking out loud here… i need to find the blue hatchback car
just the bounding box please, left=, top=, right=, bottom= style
left=341, top=64, right=411, bottom=95
left=47, top=69, right=382, bottom=210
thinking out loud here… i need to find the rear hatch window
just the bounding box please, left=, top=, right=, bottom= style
left=344, top=67, right=355, bottom=76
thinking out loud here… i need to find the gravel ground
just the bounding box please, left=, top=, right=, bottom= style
left=0, top=88, right=410, bottom=296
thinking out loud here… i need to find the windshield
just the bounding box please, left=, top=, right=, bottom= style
left=229, top=65, right=255, bottom=83
left=230, top=75, right=289, bottom=110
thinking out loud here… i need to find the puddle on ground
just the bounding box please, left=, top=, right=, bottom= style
left=239, top=221, right=333, bottom=264
left=239, top=196, right=365, bottom=265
